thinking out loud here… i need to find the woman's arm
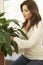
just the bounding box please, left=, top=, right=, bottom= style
left=14, top=22, right=43, bottom=49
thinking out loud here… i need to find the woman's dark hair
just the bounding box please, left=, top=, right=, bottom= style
left=20, top=0, right=42, bottom=32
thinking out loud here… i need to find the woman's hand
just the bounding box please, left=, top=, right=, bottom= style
left=10, top=36, right=14, bottom=40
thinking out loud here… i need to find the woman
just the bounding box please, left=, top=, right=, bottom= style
left=11, top=0, right=43, bottom=65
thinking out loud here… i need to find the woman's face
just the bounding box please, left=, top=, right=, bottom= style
left=22, top=5, right=32, bottom=20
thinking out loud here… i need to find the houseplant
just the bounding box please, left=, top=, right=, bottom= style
left=0, top=12, right=28, bottom=65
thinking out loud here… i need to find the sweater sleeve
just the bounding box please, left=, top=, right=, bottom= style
left=14, top=22, right=43, bottom=49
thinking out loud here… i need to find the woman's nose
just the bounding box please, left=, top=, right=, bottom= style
left=22, top=12, right=25, bottom=16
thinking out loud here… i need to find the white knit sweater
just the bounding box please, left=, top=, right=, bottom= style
left=14, top=21, right=43, bottom=60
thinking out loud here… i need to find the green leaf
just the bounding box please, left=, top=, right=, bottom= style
left=0, top=12, right=5, bottom=17
left=8, top=27, right=14, bottom=33
left=3, top=48, right=7, bottom=57
left=11, top=41, right=18, bottom=53
left=2, top=24, right=9, bottom=32
left=2, top=43, right=12, bottom=56
left=0, top=32, right=6, bottom=44
left=0, top=18, right=6, bottom=24
left=11, top=32, right=20, bottom=38
left=0, top=44, right=2, bottom=51
left=18, top=29, right=28, bottom=39
left=1, top=44, right=8, bottom=56
left=7, top=19, right=20, bottom=26
left=8, top=28, right=20, bottom=38
left=7, top=46, right=12, bottom=56
left=4, top=32, right=11, bottom=45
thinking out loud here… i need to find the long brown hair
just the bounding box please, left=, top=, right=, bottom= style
left=20, top=0, right=42, bottom=32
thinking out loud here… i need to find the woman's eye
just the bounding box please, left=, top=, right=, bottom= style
left=22, top=10, right=28, bottom=12
left=25, top=10, right=28, bottom=12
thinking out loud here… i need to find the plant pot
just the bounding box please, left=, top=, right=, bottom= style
left=0, top=52, right=4, bottom=65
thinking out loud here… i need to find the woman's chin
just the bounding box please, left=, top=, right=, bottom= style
left=24, top=17, right=27, bottom=20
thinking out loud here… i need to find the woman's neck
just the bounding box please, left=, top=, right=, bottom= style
left=24, top=20, right=31, bottom=33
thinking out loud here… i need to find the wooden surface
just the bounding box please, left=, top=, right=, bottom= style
left=0, top=52, right=4, bottom=65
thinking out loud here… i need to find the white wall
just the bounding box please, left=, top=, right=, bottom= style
left=0, top=0, right=4, bottom=12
